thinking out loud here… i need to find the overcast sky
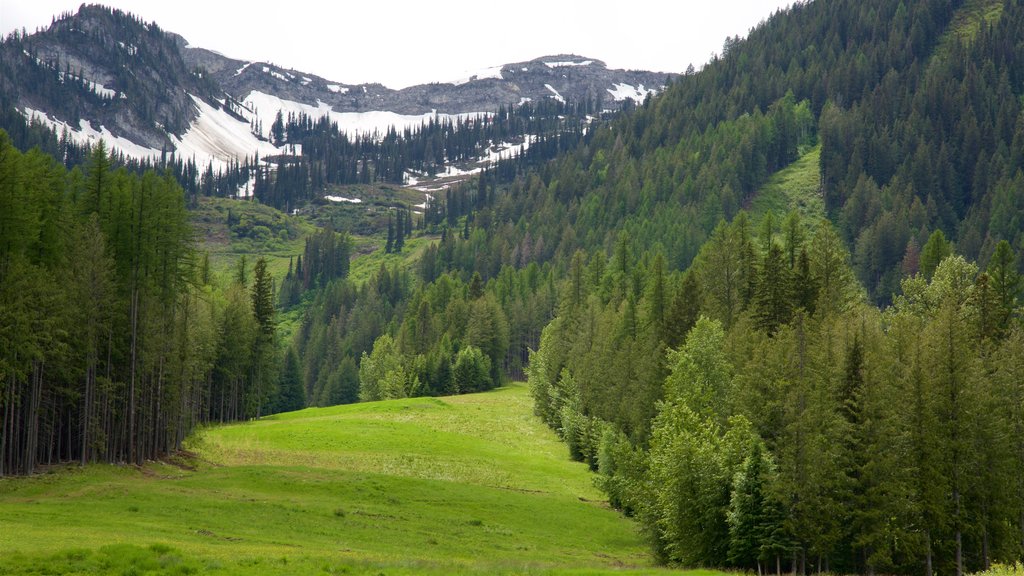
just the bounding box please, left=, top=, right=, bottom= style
left=1, top=1, right=792, bottom=89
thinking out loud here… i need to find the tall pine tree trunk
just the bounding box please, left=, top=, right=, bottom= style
left=129, top=287, right=139, bottom=465
left=955, top=486, right=963, bottom=576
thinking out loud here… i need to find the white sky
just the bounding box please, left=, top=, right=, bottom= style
left=0, top=1, right=792, bottom=89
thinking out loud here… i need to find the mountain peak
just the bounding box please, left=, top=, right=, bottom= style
left=1, top=3, right=675, bottom=169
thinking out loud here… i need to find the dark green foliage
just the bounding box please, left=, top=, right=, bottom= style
left=300, top=224, right=350, bottom=290
left=727, top=441, right=785, bottom=571
left=987, top=240, right=1021, bottom=335
left=665, top=271, right=700, bottom=349
left=0, top=132, right=279, bottom=475
left=273, top=347, right=305, bottom=413
left=530, top=206, right=1022, bottom=573
left=753, top=243, right=793, bottom=334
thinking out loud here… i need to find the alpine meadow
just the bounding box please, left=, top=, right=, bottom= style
left=2, top=0, right=1024, bottom=575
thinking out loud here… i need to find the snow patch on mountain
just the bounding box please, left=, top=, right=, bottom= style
left=22, top=107, right=162, bottom=160
left=450, top=65, right=503, bottom=86
left=325, top=195, right=362, bottom=203
left=89, top=81, right=118, bottom=99
left=414, top=193, right=434, bottom=210
left=236, top=173, right=256, bottom=198
left=327, top=84, right=348, bottom=94
left=242, top=90, right=484, bottom=141
left=482, top=136, right=536, bottom=164
left=607, top=82, right=656, bottom=102
left=544, top=60, right=593, bottom=68
left=544, top=84, right=565, bottom=103
left=169, top=95, right=280, bottom=171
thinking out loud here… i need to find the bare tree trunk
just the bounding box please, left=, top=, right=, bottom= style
left=81, top=360, right=93, bottom=465
left=26, top=361, right=43, bottom=475
left=1, top=371, right=12, bottom=476
left=955, top=487, right=964, bottom=576
left=925, top=528, right=934, bottom=576
left=129, top=287, right=139, bottom=465
left=983, top=524, right=990, bottom=571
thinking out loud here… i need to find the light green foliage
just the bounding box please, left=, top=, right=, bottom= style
left=809, top=218, right=861, bottom=316
left=452, top=345, right=492, bottom=393
left=749, top=145, right=825, bottom=230
left=645, top=318, right=754, bottom=566
left=663, top=316, right=730, bottom=418
left=920, top=229, right=953, bottom=281
left=359, top=334, right=411, bottom=401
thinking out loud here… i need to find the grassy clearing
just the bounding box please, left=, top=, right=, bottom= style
left=0, top=384, right=710, bottom=575
left=937, top=0, right=1004, bottom=55
left=748, top=144, right=824, bottom=226
left=346, top=234, right=439, bottom=285
left=191, top=196, right=314, bottom=282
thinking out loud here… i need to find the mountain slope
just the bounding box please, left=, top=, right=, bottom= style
left=0, top=5, right=671, bottom=173
left=185, top=43, right=666, bottom=116
left=0, top=384, right=688, bottom=575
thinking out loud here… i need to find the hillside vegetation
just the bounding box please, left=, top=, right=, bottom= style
left=0, top=384, right=701, bottom=575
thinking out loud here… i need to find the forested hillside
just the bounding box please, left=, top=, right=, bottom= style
left=0, top=136, right=283, bottom=475
left=3, top=0, right=1024, bottom=573
left=277, top=0, right=1024, bottom=574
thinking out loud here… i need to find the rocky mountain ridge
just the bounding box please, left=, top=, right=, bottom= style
left=1, top=5, right=673, bottom=168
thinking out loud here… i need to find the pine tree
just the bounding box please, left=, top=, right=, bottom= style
left=273, top=347, right=305, bottom=413
left=251, top=257, right=275, bottom=336
left=394, top=210, right=405, bottom=252
left=986, top=240, right=1020, bottom=334
left=920, top=230, right=952, bottom=281
left=753, top=243, right=793, bottom=334
left=666, top=271, right=700, bottom=349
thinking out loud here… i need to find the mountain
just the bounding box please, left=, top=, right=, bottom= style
left=0, top=5, right=671, bottom=172
left=183, top=42, right=665, bottom=116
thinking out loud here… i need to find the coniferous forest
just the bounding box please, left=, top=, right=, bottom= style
left=2, top=0, right=1024, bottom=574
left=0, top=137, right=281, bottom=475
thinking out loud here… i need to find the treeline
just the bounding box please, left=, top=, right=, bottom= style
left=0, top=134, right=286, bottom=476
left=290, top=225, right=557, bottom=406
left=529, top=212, right=1024, bottom=575
left=0, top=97, right=260, bottom=204
left=253, top=96, right=596, bottom=212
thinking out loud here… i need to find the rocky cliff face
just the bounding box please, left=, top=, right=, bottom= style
left=183, top=44, right=670, bottom=115
left=0, top=5, right=218, bottom=150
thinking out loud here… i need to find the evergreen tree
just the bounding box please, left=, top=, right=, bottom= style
left=274, top=347, right=305, bottom=413
left=986, top=240, right=1020, bottom=334
left=920, top=230, right=952, bottom=281
left=753, top=243, right=793, bottom=334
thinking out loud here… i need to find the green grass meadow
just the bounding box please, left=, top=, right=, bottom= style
left=0, top=384, right=713, bottom=575
left=748, top=144, right=824, bottom=226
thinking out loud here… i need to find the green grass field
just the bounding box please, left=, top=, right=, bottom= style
left=747, top=144, right=824, bottom=227
left=0, top=384, right=712, bottom=575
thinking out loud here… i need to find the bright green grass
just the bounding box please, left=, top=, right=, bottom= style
left=347, top=234, right=438, bottom=285
left=937, top=0, right=1004, bottom=55
left=0, top=384, right=711, bottom=575
left=748, top=144, right=824, bottom=226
